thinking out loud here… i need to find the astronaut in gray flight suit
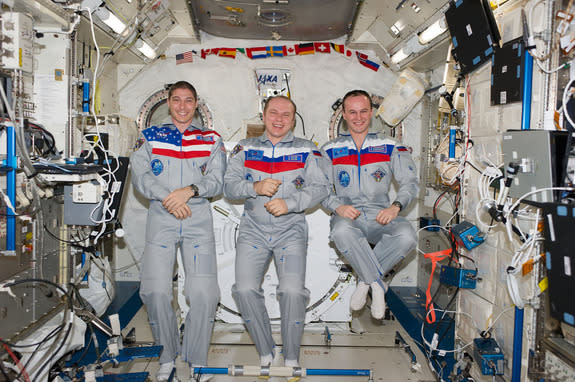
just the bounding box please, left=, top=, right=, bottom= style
left=320, top=90, right=419, bottom=320
left=131, top=81, right=225, bottom=381
left=224, top=96, right=329, bottom=368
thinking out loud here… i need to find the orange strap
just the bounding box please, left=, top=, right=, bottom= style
left=423, top=248, right=452, bottom=324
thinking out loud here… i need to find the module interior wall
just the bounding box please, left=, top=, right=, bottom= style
left=115, top=34, right=426, bottom=287
left=456, top=4, right=543, bottom=377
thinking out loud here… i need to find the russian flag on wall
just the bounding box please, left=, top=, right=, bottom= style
left=356, top=52, right=380, bottom=71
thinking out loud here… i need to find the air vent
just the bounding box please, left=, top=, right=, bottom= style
left=189, top=0, right=359, bottom=41
left=258, top=9, right=292, bottom=27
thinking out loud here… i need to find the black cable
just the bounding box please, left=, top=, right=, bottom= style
left=16, top=323, right=65, bottom=381
left=4, top=279, right=71, bottom=307
left=26, top=121, right=57, bottom=157
left=3, top=279, right=73, bottom=381
left=283, top=72, right=305, bottom=137
left=32, top=318, right=73, bottom=381
left=43, top=223, right=90, bottom=247
left=70, top=322, right=95, bottom=368
left=295, top=111, right=306, bottom=136
left=0, top=325, right=63, bottom=349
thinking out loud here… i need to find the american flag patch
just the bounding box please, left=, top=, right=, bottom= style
left=176, top=51, right=194, bottom=65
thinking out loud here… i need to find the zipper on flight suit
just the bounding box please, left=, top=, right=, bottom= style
left=179, top=127, right=184, bottom=235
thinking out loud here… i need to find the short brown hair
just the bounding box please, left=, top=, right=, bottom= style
left=263, top=95, right=297, bottom=114
left=168, top=81, right=197, bottom=100
left=342, top=90, right=372, bottom=111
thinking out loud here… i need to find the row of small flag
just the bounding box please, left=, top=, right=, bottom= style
left=175, top=42, right=383, bottom=72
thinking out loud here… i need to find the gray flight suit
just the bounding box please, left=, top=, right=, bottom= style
left=224, top=131, right=329, bottom=362
left=131, top=122, right=225, bottom=365
left=320, top=131, right=419, bottom=286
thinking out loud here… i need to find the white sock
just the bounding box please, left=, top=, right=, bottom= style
left=260, top=353, right=273, bottom=366
left=285, top=359, right=300, bottom=368
left=156, top=361, right=175, bottom=382
left=350, top=280, right=370, bottom=311
left=370, top=281, right=387, bottom=320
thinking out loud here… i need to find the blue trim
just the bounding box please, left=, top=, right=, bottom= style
left=6, top=125, right=16, bottom=251
left=521, top=49, right=533, bottom=130
left=511, top=308, right=524, bottom=382
left=96, top=372, right=149, bottom=382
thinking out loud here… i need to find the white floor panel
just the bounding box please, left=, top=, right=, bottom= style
left=117, top=307, right=437, bottom=381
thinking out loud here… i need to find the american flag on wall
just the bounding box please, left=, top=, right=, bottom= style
left=176, top=51, right=194, bottom=65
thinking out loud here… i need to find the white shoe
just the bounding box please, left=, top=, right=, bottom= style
left=191, top=365, right=213, bottom=382
left=350, top=281, right=370, bottom=311
left=156, top=361, right=175, bottom=382
left=370, top=281, right=387, bottom=320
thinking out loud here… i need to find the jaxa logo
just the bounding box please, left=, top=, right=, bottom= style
left=338, top=170, right=350, bottom=187
left=151, top=159, right=163, bottom=176
left=371, top=168, right=386, bottom=182
left=292, top=176, right=305, bottom=189
left=257, top=74, right=278, bottom=85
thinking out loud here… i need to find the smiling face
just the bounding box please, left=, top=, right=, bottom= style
left=262, top=97, right=296, bottom=145
left=167, top=87, right=198, bottom=132
left=342, top=94, right=373, bottom=137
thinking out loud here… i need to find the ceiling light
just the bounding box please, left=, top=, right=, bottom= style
left=134, top=39, right=157, bottom=59
left=418, top=17, right=447, bottom=44
left=94, top=7, right=127, bottom=35
left=391, top=47, right=411, bottom=64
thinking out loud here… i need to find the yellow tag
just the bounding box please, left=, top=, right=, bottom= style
left=18, top=48, right=22, bottom=68
left=539, top=277, right=548, bottom=292
left=330, top=292, right=339, bottom=301
left=225, top=6, right=244, bottom=13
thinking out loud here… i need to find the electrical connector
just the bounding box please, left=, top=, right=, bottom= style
left=452, top=221, right=485, bottom=249
left=440, top=265, right=478, bottom=289
left=473, top=337, right=504, bottom=375
left=430, top=333, right=439, bottom=352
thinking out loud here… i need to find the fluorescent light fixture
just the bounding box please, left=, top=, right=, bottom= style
left=94, top=7, right=127, bottom=35
left=418, top=17, right=447, bottom=44
left=391, top=48, right=410, bottom=64
left=135, top=39, right=157, bottom=59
